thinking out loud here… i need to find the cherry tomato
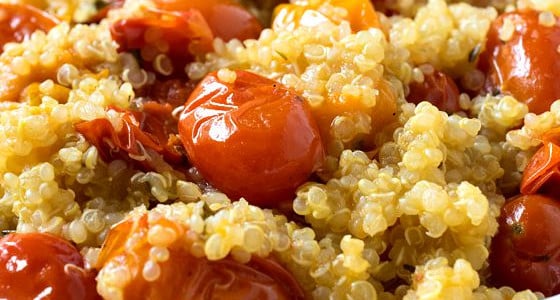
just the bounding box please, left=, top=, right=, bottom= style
left=407, top=66, right=461, bottom=114
left=0, top=232, right=99, bottom=300
left=96, top=211, right=305, bottom=300
left=480, top=10, right=560, bottom=114
left=75, top=102, right=186, bottom=172
left=154, top=0, right=263, bottom=42
left=520, top=142, right=560, bottom=196
left=178, top=70, right=324, bottom=207
left=0, top=3, right=59, bottom=52
left=489, top=194, right=560, bottom=296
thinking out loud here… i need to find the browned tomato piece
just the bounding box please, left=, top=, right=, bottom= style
left=178, top=70, right=325, bottom=207
left=0, top=232, right=99, bottom=300
left=407, top=66, right=462, bottom=114
left=490, top=194, right=560, bottom=296
left=96, top=212, right=305, bottom=300
left=75, top=102, right=185, bottom=172
left=0, top=3, right=59, bottom=51
left=480, top=10, right=560, bottom=114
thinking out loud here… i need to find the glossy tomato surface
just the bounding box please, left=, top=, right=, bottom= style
left=96, top=212, right=305, bottom=300
left=407, top=66, right=461, bottom=114
left=0, top=3, right=59, bottom=52
left=480, top=10, right=560, bottom=114
left=178, top=70, right=324, bottom=207
left=0, top=232, right=99, bottom=300
left=489, top=194, right=560, bottom=296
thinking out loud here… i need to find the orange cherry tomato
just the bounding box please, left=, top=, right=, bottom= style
left=480, top=10, right=560, bottom=114
left=0, top=3, right=59, bottom=52
left=75, top=102, right=186, bottom=172
left=96, top=211, right=305, bottom=300
left=0, top=232, right=99, bottom=300
left=407, top=66, right=462, bottom=114
left=178, top=70, right=324, bottom=207
left=520, top=127, right=560, bottom=195
left=489, top=194, right=560, bottom=296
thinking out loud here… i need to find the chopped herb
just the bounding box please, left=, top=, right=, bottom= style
left=468, top=44, right=481, bottom=63
left=275, top=50, right=287, bottom=60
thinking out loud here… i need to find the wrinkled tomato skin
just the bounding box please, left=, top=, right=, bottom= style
left=407, top=68, right=461, bottom=114
left=0, top=3, right=59, bottom=52
left=96, top=213, right=305, bottom=300
left=489, top=194, right=560, bottom=296
left=480, top=10, right=560, bottom=114
left=0, top=232, right=99, bottom=300
left=178, top=70, right=324, bottom=207
left=520, top=141, right=560, bottom=196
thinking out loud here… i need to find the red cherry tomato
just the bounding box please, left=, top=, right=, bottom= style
left=489, top=194, right=560, bottom=296
left=110, top=1, right=262, bottom=76
left=75, top=102, right=186, bottom=172
left=480, top=10, right=560, bottom=114
left=520, top=127, right=560, bottom=195
left=96, top=212, right=305, bottom=300
left=0, top=3, right=59, bottom=52
left=0, top=232, right=99, bottom=300
left=407, top=66, right=461, bottom=113
left=178, top=70, right=324, bottom=207
left=154, top=0, right=263, bottom=42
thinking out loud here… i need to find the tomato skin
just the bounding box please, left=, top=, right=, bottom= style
left=0, top=3, right=59, bottom=52
left=75, top=102, right=186, bottom=172
left=489, top=194, right=560, bottom=296
left=178, top=70, right=324, bottom=207
left=480, top=10, right=560, bottom=114
left=96, top=212, right=305, bottom=300
left=0, top=232, right=99, bottom=300
left=407, top=67, right=461, bottom=114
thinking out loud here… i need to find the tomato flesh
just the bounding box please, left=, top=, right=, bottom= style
left=407, top=66, right=461, bottom=114
left=489, top=194, right=560, bottom=296
left=480, top=10, right=560, bottom=114
left=0, top=232, right=99, bottom=300
left=178, top=70, right=324, bottom=207
left=96, top=212, right=305, bottom=300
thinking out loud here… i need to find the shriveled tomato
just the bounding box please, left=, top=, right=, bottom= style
left=520, top=127, right=560, bottom=195
left=110, top=1, right=261, bottom=76
left=110, top=7, right=214, bottom=75
left=178, top=70, right=324, bottom=207
left=0, top=3, right=59, bottom=52
left=480, top=10, right=560, bottom=114
left=489, top=194, right=560, bottom=296
left=96, top=211, right=305, bottom=300
left=75, top=102, right=186, bottom=173
left=0, top=232, right=99, bottom=300
left=407, top=66, right=461, bottom=114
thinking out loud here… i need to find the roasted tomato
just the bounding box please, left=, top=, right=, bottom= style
left=0, top=232, right=99, bottom=300
left=75, top=102, right=185, bottom=173
left=480, top=10, right=560, bottom=114
left=520, top=127, right=560, bottom=195
left=96, top=211, right=305, bottom=300
left=489, top=194, right=560, bottom=296
left=0, top=3, right=59, bottom=52
left=110, top=1, right=261, bottom=76
left=178, top=70, right=324, bottom=207
left=407, top=65, right=461, bottom=114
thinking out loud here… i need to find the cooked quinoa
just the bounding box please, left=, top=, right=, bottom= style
left=0, top=0, right=559, bottom=299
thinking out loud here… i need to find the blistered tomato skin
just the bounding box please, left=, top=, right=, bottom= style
left=178, top=70, right=325, bottom=207
left=480, top=10, right=560, bottom=114
left=407, top=67, right=461, bottom=114
left=489, top=194, right=560, bottom=296
left=0, top=232, right=99, bottom=300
